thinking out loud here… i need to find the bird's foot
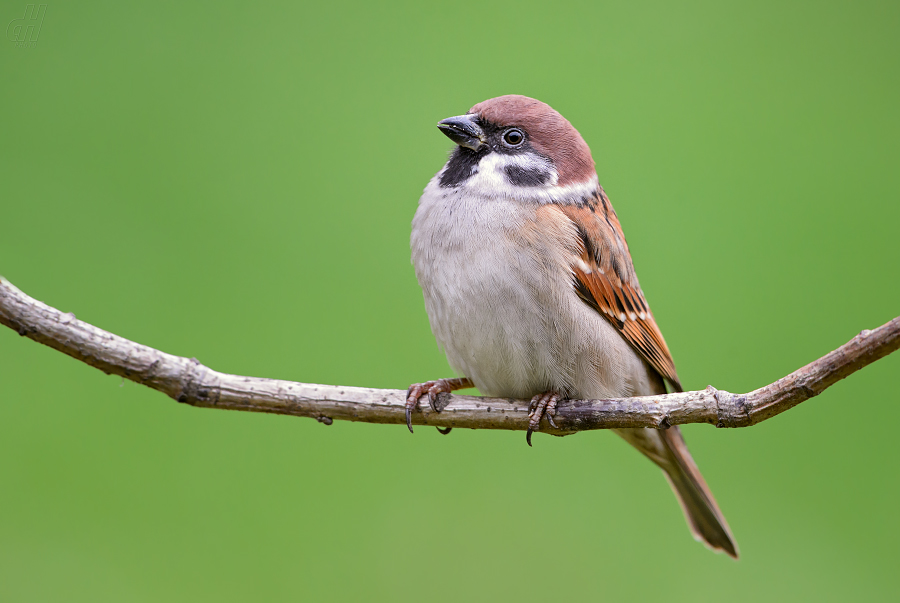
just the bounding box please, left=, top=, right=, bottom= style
left=526, top=391, right=562, bottom=447
left=405, top=377, right=473, bottom=434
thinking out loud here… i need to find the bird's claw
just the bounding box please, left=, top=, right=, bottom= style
left=405, top=378, right=472, bottom=433
left=526, top=391, right=562, bottom=447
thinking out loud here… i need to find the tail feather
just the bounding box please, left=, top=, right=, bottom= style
left=659, top=427, right=738, bottom=558
left=615, top=426, right=738, bottom=558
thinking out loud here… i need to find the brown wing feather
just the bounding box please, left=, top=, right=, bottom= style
left=558, top=189, right=682, bottom=391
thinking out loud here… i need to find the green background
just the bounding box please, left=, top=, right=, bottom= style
left=2, top=1, right=898, bottom=601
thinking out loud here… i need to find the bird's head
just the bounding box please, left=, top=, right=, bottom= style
left=436, top=95, right=597, bottom=198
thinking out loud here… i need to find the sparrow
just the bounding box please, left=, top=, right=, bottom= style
left=405, top=95, right=737, bottom=558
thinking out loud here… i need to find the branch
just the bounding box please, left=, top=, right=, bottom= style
left=1, top=276, right=898, bottom=434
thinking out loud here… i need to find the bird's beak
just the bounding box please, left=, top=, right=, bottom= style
left=437, top=114, right=486, bottom=152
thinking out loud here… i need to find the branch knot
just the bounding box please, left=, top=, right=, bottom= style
left=709, top=385, right=751, bottom=428
left=176, top=358, right=218, bottom=406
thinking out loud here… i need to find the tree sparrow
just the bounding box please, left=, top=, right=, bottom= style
left=406, top=95, right=737, bottom=558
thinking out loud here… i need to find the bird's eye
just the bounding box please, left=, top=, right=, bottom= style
left=502, top=128, right=525, bottom=147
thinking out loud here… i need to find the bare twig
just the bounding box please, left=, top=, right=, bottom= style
left=1, top=276, right=897, bottom=434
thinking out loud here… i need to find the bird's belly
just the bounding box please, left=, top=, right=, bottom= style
left=412, top=188, right=647, bottom=399
left=424, top=244, right=553, bottom=398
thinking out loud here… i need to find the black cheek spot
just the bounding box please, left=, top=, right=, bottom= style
left=504, top=165, right=551, bottom=187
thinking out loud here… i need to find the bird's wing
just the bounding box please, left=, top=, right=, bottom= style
left=556, top=189, right=682, bottom=391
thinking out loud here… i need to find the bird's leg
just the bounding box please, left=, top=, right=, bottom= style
left=526, top=391, right=563, bottom=447
left=405, top=377, right=473, bottom=434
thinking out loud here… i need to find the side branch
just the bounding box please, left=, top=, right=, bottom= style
left=1, top=277, right=897, bottom=433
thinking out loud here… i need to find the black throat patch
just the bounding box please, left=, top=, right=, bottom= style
left=439, top=146, right=487, bottom=187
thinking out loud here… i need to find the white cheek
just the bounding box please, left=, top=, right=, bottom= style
left=470, top=152, right=558, bottom=192
left=445, top=152, right=598, bottom=205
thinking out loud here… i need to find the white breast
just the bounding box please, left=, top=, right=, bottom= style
left=411, top=174, right=657, bottom=400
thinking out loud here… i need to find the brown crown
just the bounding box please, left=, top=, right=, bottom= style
left=470, top=95, right=596, bottom=186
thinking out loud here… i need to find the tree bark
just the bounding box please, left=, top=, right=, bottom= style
left=1, top=276, right=897, bottom=434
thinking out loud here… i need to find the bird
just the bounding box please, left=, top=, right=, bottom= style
left=405, top=94, right=737, bottom=558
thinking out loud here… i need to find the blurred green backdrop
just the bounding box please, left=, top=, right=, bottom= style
left=2, top=0, right=898, bottom=601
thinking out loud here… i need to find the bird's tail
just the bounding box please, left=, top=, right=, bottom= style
left=615, top=426, right=739, bottom=559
